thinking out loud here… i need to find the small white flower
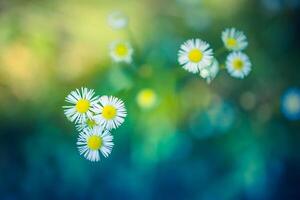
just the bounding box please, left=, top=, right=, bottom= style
left=77, top=126, right=114, bottom=162
left=109, top=41, right=133, bottom=63
left=76, top=115, right=99, bottom=132
left=63, top=88, right=99, bottom=124
left=107, top=11, right=128, bottom=29
left=222, top=28, right=248, bottom=51
left=93, top=96, right=127, bottom=130
left=226, top=52, right=251, bottom=79
left=199, top=59, right=219, bottom=83
left=178, top=39, right=213, bottom=74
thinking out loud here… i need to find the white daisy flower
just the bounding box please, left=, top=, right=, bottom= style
left=109, top=41, right=133, bottom=63
left=178, top=39, right=213, bottom=74
left=222, top=28, right=248, bottom=51
left=226, top=52, right=251, bottom=79
left=107, top=11, right=128, bottom=30
left=76, top=115, right=99, bottom=132
left=63, top=88, right=99, bottom=124
left=199, top=59, right=219, bottom=84
left=77, top=126, right=114, bottom=162
left=93, top=96, right=127, bottom=130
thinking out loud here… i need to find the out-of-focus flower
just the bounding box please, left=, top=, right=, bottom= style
left=63, top=88, right=99, bottom=124
left=76, top=115, right=99, bottom=132
left=281, top=88, right=300, bottom=120
left=109, top=41, right=133, bottom=63
left=136, top=89, right=157, bottom=109
left=77, top=126, right=114, bottom=162
left=0, top=42, right=49, bottom=100
left=190, top=99, right=236, bottom=139
left=199, top=59, right=219, bottom=83
left=107, top=11, right=129, bottom=29
left=178, top=39, right=213, bottom=74
left=206, top=100, right=235, bottom=132
left=261, top=0, right=282, bottom=12
left=93, top=96, right=127, bottom=130
left=222, top=28, right=248, bottom=51
left=226, top=51, right=251, bottom=79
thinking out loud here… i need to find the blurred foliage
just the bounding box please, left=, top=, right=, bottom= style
left=0, top=0, right=299, bottom=199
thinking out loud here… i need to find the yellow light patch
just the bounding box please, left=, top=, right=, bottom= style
left=115, top=43, right=128, bottom=57
left=137, top=89, right=157, bottom=109
left=188, top=49, right=203, bottom=63
left=233, top=59, right=244, bottom=70
left=87, top=135, right=102, bottom=150
left=76, top=99, right=90, bottom=113
left=102, top=105, right=117, bottom=120
left=226, top=38, right=237, bottom=48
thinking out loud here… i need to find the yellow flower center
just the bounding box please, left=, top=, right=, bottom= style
left=86, top=118, right=97, bottom=128
left=76, top=99, right=90, bottom=113
left=87, top=135, right=102, bottom=150
left=227, top=38, right=237, bottom=48
left=188, top=49, right=203, bottom=63
left=102, top=105, right=117, bottom=120
left=115, top=43, right=128, bottom=57
left=137, top=89, right=157, bottom=108
left=233, top=59, right=244, bottom=70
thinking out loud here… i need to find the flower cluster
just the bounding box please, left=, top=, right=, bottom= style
left=178, top=28, right=252, bottom=83
left=63, top=17, right=256, bottom=163
left=222, top=28, right=251, bottom=79
left=63, top=87, right=127, bottom=162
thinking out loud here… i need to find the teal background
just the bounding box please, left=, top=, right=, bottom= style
left=0, top=0, right=300, bottom=199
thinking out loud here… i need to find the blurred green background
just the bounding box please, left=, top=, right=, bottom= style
left=0, top=0, right=300, bottom=199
